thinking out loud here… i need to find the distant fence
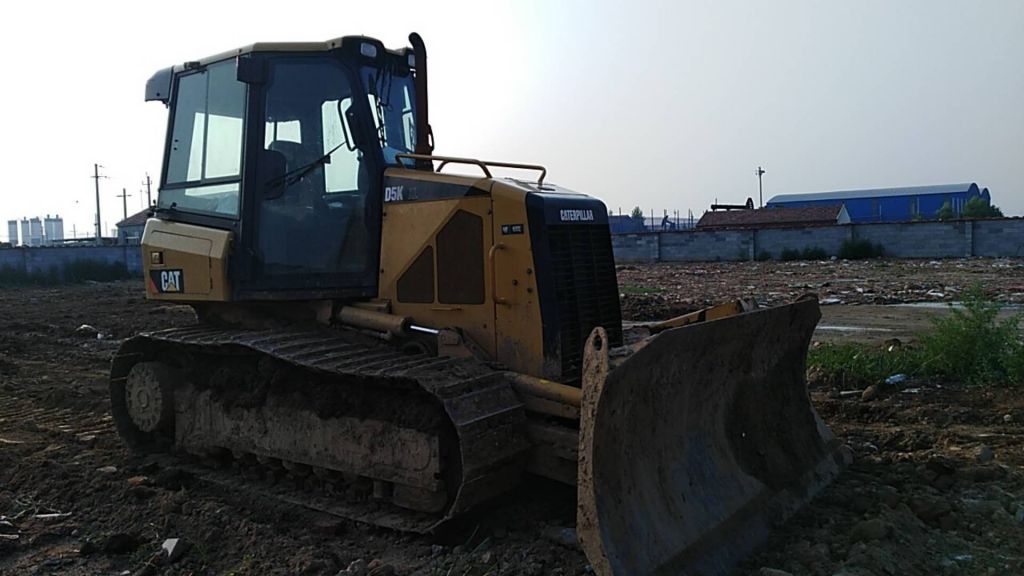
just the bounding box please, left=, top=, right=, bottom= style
left=0, top=245, right=143, bottom=281
left=613, top=218, right=1024, bottom=262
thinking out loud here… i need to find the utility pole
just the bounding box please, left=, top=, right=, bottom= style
left=90, top=164, right=108, bottom=246
left=755, top=166, right=766, bottom=208
left=117, top=188, right=131, bottom=221
left=142, top=173, right=153, bottom=207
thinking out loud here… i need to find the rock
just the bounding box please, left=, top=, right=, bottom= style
left=932, top=474, right=955, bottom=491
left=909, top=496, right=952, bottom=523
left=961, top=499, right=1005, bottom=517
left=926, top=456, right=956, bottom=476
left=101, top=532, right=139, bottom=554
left=129, top=485, right=157, bottom=500
left=161, top=538, right=189, bottom=564
left=430, top=544, right=446, bottom=557
left=78, top=539, right=98, bottom=556
left=127, top=475, right=149, bottom=486
left=74, top=324, right=99, bottom=338
left=366, top=559, right=395, bottom=575
left=1004, top=414, right=1014, bottom=423
left=976, top=445, right=994, bottom=463
left=543, top=526, right=579, bottom=548
left=939, top=513, right=958, bottom=531
left=96, top=465, right=118, bottom=474
left=153, top=468, right=192, bottom=490
left=480, top=551, right=494, bottom=564
left=344, top=558, right=367, bottom=575
left=759, top=569, right=794, bottom=576
left=848, top=518, right=891, bottom=542
left=861, top=385, right=880, bottom=402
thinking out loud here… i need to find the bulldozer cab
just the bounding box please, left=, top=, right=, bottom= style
left=146, top=38, right=418, bottom=299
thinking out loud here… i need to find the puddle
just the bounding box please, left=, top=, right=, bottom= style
left=816, top=325, right=894, bottom=333
left=890, top=301, right=1023, bottom=310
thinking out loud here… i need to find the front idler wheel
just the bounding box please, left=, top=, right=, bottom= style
left=111, top=361, right=177, bottom=451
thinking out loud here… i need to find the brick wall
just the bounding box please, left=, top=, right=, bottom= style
left=0, top=246, right=143, bottom=279
left=612, top=218, right=1024, bottom=263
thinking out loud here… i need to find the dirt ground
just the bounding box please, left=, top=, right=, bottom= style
left=1, top=258, right=1022, bottom=575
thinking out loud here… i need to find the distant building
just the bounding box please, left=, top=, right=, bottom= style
left=6, top=220, right=17, bottom=246
left=21, top=217, right=44, bottom=247
left=43, top=215, right=64, bottom=245
left=697, top=204, right=850, bottom=230
left=767, top=183, right=990, bottom=223
left=116, top=208, right=151, bottom=245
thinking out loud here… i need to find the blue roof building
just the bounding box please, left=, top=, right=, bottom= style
left=766, top=183, right=991, bottom=223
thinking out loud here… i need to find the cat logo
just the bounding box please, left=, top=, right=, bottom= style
left=384, top=186, right=404, bottom=202
left=150, top=269, right=184, bottom=293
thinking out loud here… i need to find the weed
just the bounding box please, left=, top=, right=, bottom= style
left=808, top=286, right=1023, bottom=387
left=808, top=342, right=923, bottom=388
left=917, top=285, right=1023, bottom=386
left=838, top=238, right=885, bottom=260
left=620, top=285, right=665, bottom=295
left=780, top=248, right=801, bottom=261
left=780, top=247, right=828, bottom=261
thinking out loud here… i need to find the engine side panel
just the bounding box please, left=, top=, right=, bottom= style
left=142, top=219, right=231, bottom=301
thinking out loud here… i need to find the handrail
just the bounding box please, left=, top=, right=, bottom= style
left=394, top=153, right=547, bottom=186
left=488, top=243, right=511, bottom=307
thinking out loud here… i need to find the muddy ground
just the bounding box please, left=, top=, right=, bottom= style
left=1, top=258, right=1022, bottom=575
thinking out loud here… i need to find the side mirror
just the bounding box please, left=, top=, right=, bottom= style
left=260, top=149, right=288, bottom=200
left=345, top=106, right=368, bottom=150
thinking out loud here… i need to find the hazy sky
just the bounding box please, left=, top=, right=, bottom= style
left=1, top=0, right=1021, bottom=241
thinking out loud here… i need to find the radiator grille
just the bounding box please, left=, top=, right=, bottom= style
left=546, top=224, right=623, bottom=384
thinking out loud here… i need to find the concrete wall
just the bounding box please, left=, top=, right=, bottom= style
left=613, top=218, right=1024, bottom=263
left=0, top=245, right=143, bottom=279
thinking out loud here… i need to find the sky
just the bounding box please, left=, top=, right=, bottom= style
left=1, top=0, right=1021, bottom=241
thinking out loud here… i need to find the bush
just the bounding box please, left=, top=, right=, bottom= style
left=801, top=246, right=828, bottom=260
left=780, top=248, right=800, bottom=261
left=838, top=238, right=885, bottom=260
left=917, top=285, right=1023, bottom=386
left=780, top=246, right=828, bottom=261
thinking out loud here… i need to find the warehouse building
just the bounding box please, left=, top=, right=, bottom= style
left=766, top=183, right=990, bottom=223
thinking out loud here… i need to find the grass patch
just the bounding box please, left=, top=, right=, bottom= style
left=809, top=341, right=924, bottom=388
left=0, top=259, right=133, bottom=286
left=838, top=238, right=885, bottom=260
left=620, top=285, right=665, bottom=295
left=810, top=286, right=1023, bottom=387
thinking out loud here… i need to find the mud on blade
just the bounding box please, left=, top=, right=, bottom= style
left=578, top=298, right=851, bottom=576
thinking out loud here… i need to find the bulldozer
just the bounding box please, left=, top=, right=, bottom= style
left=113, top=33, right=849, bottom=575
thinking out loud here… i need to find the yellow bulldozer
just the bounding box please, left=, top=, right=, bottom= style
left=112, top=33, right=849, bottom=575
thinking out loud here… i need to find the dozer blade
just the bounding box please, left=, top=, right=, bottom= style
left=577, top=298, right=850, bottom=576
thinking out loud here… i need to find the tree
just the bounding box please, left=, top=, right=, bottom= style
left=936, top=201, right=954, bottom=221
left=963, top=197, right=1003, bottom=218
left=630, top=206, right=644, bottom=220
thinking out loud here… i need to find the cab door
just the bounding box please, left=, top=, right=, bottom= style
left=235, top=56, right=383, bottom=300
